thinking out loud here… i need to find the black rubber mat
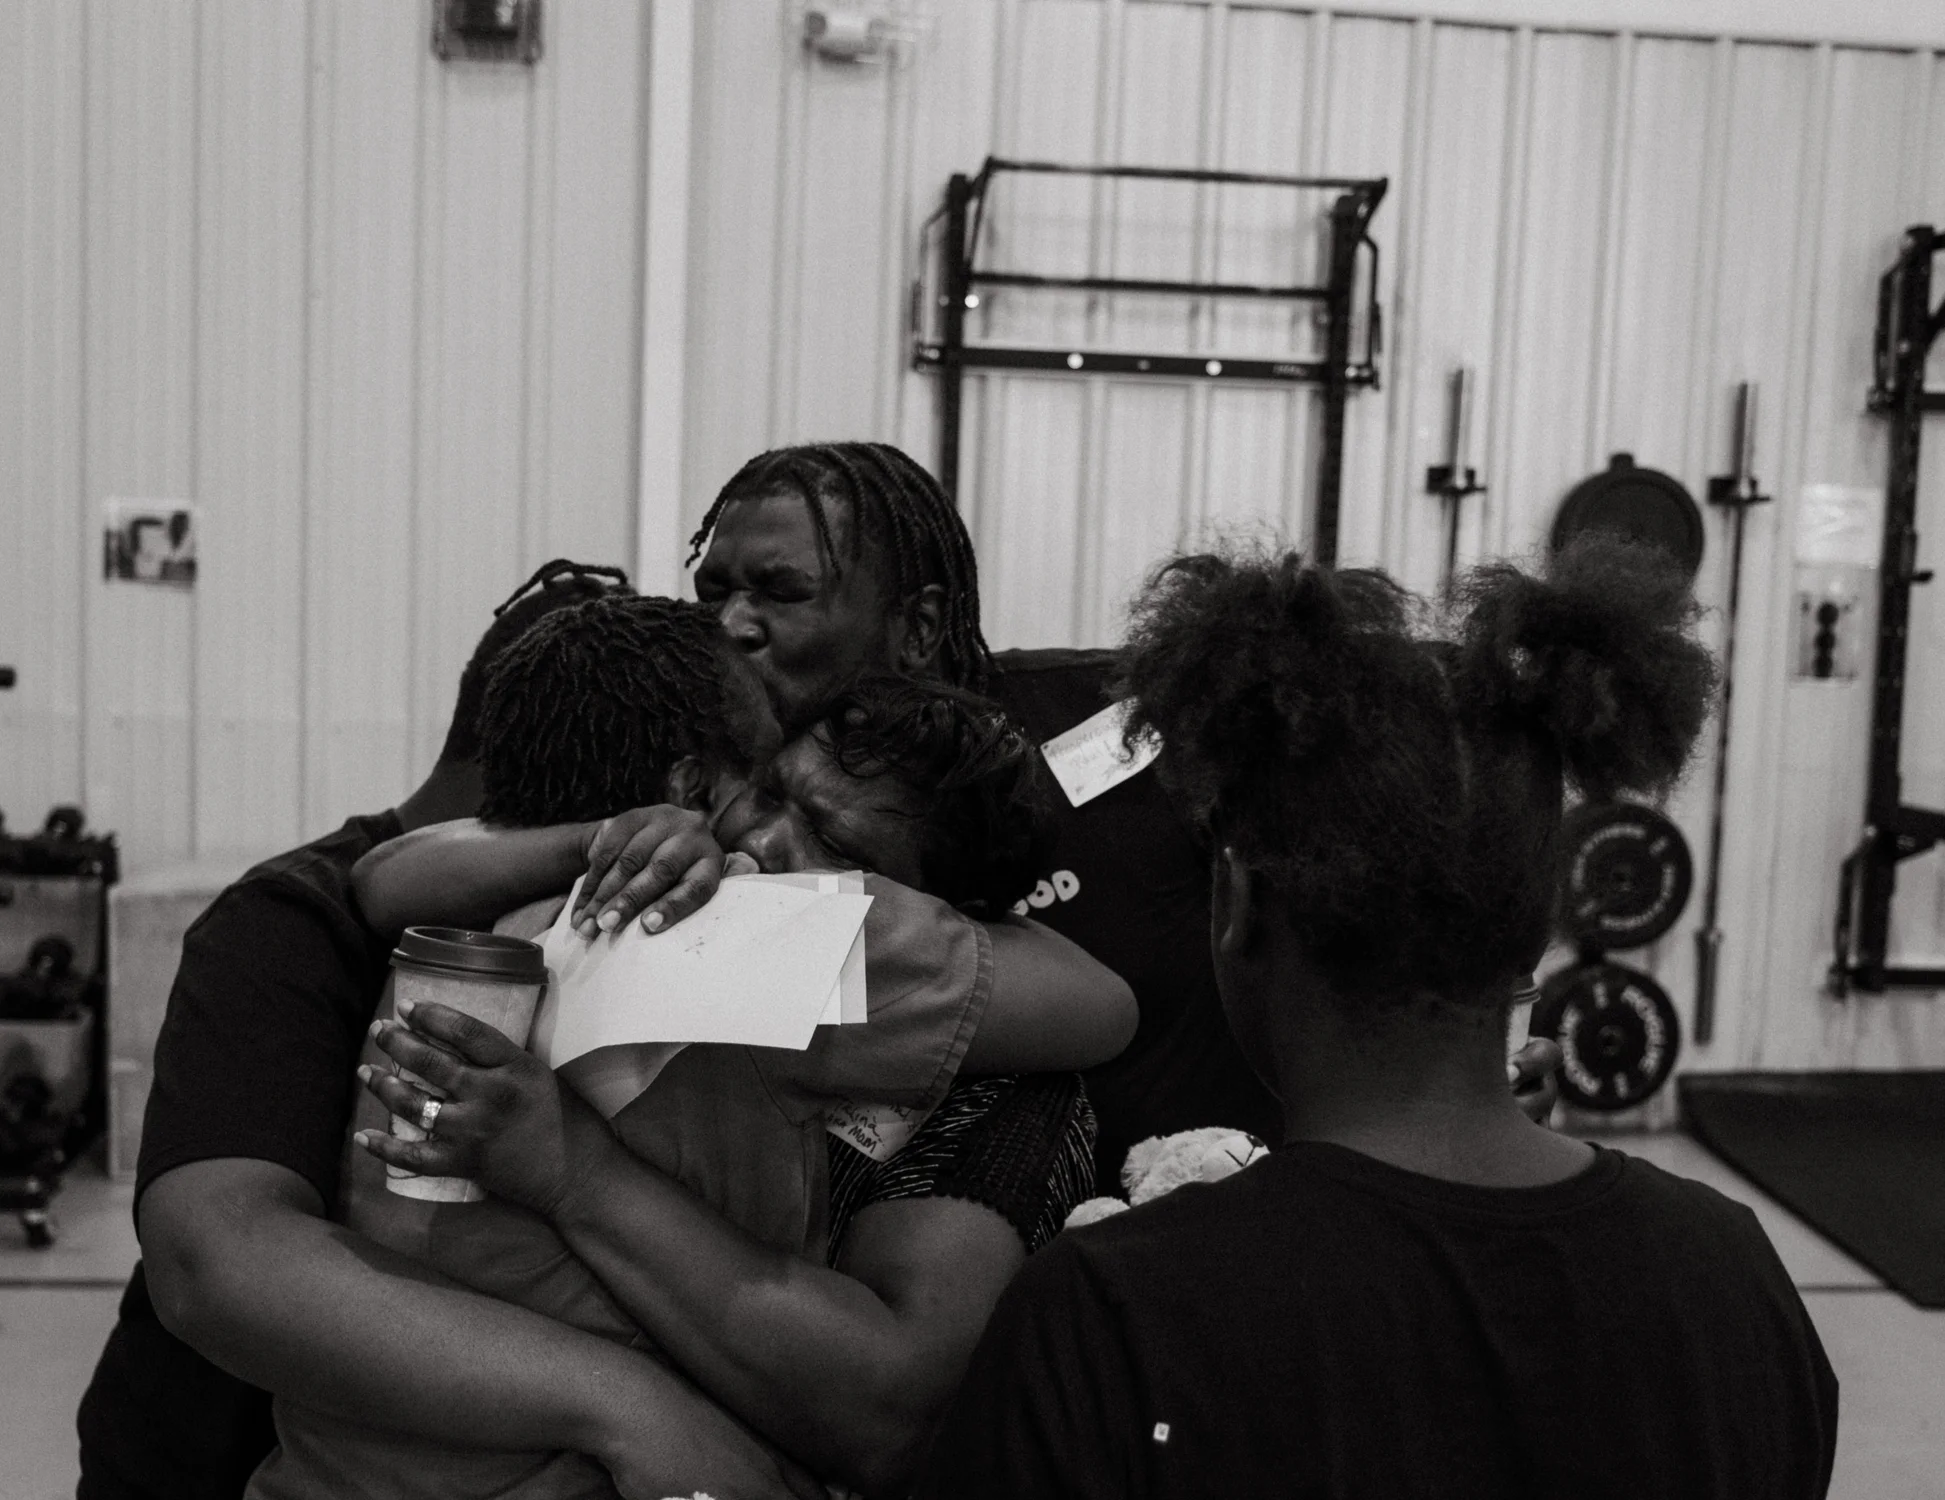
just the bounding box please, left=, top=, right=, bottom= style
left=1680, top=1071, right=1945, bottom=1307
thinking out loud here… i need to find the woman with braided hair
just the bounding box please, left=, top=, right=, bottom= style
left=919, top=536, right=1838, bottom=1500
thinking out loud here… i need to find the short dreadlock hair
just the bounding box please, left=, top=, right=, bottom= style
left=686, top=442, right=992, bottom=691
left=441, top=559, right=632, bottom=764
left=477, top=594, right=749, bottom=828
left=820, top=675, right=1052, bottom=914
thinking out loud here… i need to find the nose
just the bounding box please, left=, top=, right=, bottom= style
left=717, top=592, right=764, bottom=650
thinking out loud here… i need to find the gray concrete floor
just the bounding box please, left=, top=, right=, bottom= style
left=2, top=1136, right=1939, bottom=1497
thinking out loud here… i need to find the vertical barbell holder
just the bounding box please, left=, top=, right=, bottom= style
left=1695, top=381, right=1770, bottom=1044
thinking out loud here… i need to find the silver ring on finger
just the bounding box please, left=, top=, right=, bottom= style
left=418, top=1096, right=443, bottom=1135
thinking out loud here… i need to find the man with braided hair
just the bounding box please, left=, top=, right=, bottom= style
left=78, top=564, right=811, bottom=1500
left=684, top=441, right=1561, bottom=1191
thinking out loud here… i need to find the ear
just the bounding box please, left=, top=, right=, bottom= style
left=893, top=584, right=948, bottom=675
left=662, top=756, right=712, bottom=812
left=1213, top=847, right=1260, bottom=959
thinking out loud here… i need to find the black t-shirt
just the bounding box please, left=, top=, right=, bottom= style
left=917, top=1142, right=1840, bottom=1500
left=989, top=649, right=1282, bottom=1190
left=78, top=810, right=402, bottom=1500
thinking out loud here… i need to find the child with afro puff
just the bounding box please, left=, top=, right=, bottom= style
left=920, top=535, right=1838, bottom=1500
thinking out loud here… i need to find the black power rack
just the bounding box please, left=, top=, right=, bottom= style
left=1833, top=224, right=1945, bottom=994
left=912, top=159, right=1386, bottom=566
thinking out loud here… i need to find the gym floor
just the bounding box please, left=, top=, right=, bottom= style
left=1, top=1134, right=1938, bottom=1499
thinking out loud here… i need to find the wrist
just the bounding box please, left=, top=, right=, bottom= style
left=551, top=1095, right=625, bottom=1229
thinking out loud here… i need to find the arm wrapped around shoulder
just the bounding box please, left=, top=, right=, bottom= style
left=1453, top=533, right=1718, bottom=801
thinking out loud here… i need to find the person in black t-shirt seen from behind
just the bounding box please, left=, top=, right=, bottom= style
left=78, top=562, right=802, bottom=1500
left=687, top=440, right=1559, bottom=1191
left=918, top=536, right=1839, bottom=1500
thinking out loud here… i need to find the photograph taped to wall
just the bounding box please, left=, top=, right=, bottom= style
left=102, top=500, right=197, bottom=588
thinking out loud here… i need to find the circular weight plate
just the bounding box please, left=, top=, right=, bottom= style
left=1559, top=800, right=1693, bottom=950
left=1551, top=454, right=1704, bottom=578
left=1531, top=960, right=1681, bottom=1112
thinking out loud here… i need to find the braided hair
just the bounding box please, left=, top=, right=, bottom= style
left=440, top=559, right=632, bottom=764
left=477, top=594, right=746, bottom=828
left=686, top=442, right=992, bottom=691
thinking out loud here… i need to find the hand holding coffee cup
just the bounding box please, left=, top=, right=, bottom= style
left=379, top=927, right=547, bottom=1202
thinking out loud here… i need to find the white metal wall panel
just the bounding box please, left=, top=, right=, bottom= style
left=82, top=1, right=198, bottom=864
left=0, top=0, right=85, bottom=830
left=529, top=0, right=645, bottom=572
left=302, top=0, right=422, bottom=833
left=1498, top=32, right=1616, bottom=554
left=1684, top=42, right=1817, bottom=1072
left=194, top=0, right=309, bottom=855
left=1388, top=21, right=1514, bottom=597
left=1, top=4, right=647, bottom=864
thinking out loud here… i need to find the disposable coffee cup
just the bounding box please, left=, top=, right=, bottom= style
left=384, top=926, right=547, bottom=1202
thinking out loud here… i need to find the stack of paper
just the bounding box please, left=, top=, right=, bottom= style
left=530, top=874, right=873, bottom=1114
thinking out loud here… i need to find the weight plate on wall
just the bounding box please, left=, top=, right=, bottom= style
left=1551, top=453, right=1704, bottom=578
left=1531, top=960, right=1681, bottom=1112
left=1558, top=800, right=1692, bottom=951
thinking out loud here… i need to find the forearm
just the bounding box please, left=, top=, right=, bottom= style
left=352, top=818, right=591, bottom=934
left=966, top=918, right=1138, bottom=1073
left=143, top=1168, right=661, bottom=1457
left=552, top=1123, right=920, bottom=1487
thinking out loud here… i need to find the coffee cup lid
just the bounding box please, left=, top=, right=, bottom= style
left=392, top=926, right=546, bottom=983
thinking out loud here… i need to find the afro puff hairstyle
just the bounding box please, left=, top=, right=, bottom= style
left=476, top=593, right=752, bottom=828
left=1117, top=532, right=1716, bottom=1012
left=819, top=674, right=1053, bottom=914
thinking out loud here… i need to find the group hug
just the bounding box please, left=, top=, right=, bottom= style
left=78, top=442, right=1839, bottom=1499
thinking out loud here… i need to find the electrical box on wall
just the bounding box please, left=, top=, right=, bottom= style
left=433, top=0, right=542, bottom=66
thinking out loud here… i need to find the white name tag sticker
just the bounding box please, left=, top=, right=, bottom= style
left=1041, top=700, right=1159, bottom=807
left=825, top=1098, right=932, bottom=1162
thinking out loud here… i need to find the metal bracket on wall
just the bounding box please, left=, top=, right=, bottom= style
left=433, top=0, right=543, bottom=65
left=911, top=159, right=1387, bottom=566
left=1831, top=224, right=1945, bottom=996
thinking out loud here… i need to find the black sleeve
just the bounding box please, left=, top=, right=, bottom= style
left=914, top=1237, right=1142, bottom=1500
left=829, top=1075, right=1098, bottom=1262
left=135, top=881, right=376, bottom=1211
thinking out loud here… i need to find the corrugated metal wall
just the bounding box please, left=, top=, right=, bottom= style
left=684, top=1, right=1945, bottom=1076
left=8, top=1, right=1945, bottom=1081
left=0, top=0, right=647, bottom=858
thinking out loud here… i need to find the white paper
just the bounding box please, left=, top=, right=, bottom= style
left=825, top=1097, right=934, bottom=1162
left=1041, top=700, right=1160, bottom=808
left=1796, top=484, right=1884, bottom=568
left=765, top=872, right=869, bottom=1025
left=533, top=874, right=873, bottom=1067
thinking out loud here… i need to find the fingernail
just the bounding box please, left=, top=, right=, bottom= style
left=597, top=910, right=620, bottom=933
left=396, top=997, right=416, bottom=1019
left=644, top=911, right=664, bottom=933
left=1506, top=1062, right=1522, bottom=1086
left=353, top=1131, right=371, bottom=1149
left=369, top=1020, right=384, bottom=1040
left=356, top=1064, right=372, bottom=1084
left=577, top=920, right=597, bottom=941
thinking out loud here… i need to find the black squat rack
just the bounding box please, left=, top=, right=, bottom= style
left=912, top=159, right=1386, bottom=566
left=1833, top=224, right=1945, bottom=994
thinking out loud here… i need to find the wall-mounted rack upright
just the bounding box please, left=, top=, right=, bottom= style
left=1833, top=224, right=1945, bottom=994
left=912, top=158, right=1387, bottom=565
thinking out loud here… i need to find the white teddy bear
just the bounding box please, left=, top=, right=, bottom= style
left=1064, top=1127, right=1270, bottom=1229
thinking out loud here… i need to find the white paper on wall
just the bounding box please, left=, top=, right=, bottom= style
left=1796, top=484, right=1884, bottom=568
